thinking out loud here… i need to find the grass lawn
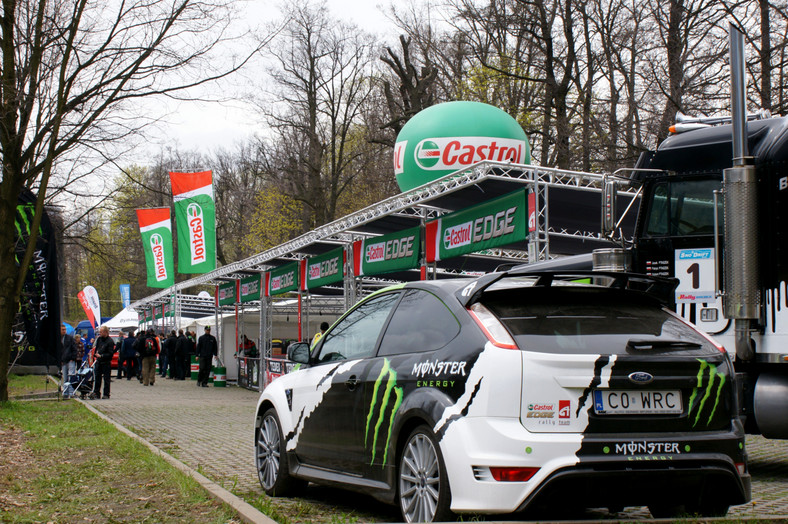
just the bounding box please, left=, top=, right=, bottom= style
left=1, top=375, right=241, bottom=523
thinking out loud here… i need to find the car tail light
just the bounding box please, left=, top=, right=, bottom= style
left=489, top=466, right=540, bottom=482
left=468, top=303, right=518, bottom=349
left=736, top=462, right=746, bottom=475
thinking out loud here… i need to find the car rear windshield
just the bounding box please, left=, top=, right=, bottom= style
left=482, top=288, right=712, bottom=355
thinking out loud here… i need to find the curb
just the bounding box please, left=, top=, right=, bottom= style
left=48, top=375, right=275, bottom=524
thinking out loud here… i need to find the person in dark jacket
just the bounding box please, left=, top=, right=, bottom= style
left=174, top=329, right=188, bottom=380
left=114, top=331, right=125, bottom=378
left=138, top=328, right=160, bottom=386
left=196, top=326, right=218, bottom=387
left=91, top=326, right=116, bottom=399
left=163, top=331, right=177, bottom=378
left=121, top=331, right=138, bottom=380
left=59, top=325, right=78, bottom=399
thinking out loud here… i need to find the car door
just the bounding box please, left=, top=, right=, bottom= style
left=294, top=291, right=401, bottom=474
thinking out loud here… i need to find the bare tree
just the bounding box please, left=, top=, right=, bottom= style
left=212, top=142, right=268, bottom=264
left=0, top=0, right=263, bottom=400
left=376, top=35, right=439, bottom=147
left=263, top=0, right=377, bottom=228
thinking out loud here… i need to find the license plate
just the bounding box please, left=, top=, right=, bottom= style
left=593, top=390, right=682, bottom=415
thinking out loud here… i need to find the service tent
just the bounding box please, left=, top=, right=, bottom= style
left=104, top=307, right=139, bottom=330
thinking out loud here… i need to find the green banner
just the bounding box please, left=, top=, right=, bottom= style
left=218, top=281, right=237, bottom=306
left=154, top=305, right=163, bottom=320
left=240, top=274, right=262, bottom=303
left=354, top=226, right=421, bottom=277
left=268, top=262, right=299, bottom=295
left=426, top=189, right=527, bottom=262
left=170, top=171, right=217, bottom=274
left=136, top=208, right=175, bottom=288
left=305, top=248, right=344, bottom=289
left=163, top=301, right=175, bottom=318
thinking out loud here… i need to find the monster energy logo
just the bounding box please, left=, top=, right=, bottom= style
left=687, top=359, right=726, bottom=427
left=365, top=358, right=403, bottom=466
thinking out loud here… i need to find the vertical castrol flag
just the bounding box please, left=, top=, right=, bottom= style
left=169, top=171, right=216, bottom=274
left=136, top=208, right=175, bottom=288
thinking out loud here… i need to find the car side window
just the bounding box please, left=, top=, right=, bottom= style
left=315, top=292, right=400, bottom=364
left=377, top=289, right=460, bottom=356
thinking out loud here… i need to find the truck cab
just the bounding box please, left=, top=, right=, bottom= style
left=627, top=116, right=788, bottom=438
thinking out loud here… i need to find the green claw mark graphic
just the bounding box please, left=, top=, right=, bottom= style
left=688, top=359, right=726, bottom=427
left=365, top=358, right=403, bottom=466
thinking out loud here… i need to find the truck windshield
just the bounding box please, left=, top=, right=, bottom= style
left=644, top=179, right=722, bottom=237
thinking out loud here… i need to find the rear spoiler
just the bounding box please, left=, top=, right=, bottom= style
left=455, top=270, right=679, bottom=308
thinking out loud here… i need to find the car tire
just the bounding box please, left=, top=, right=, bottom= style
left=693, top=500, right=729, bottom=518
left=648, top=504, right=685, bottom=518
left=256, top=408, right=305, bottom=496
left=398, top=425, right=452, bottom=523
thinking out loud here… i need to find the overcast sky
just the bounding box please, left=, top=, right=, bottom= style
left=143, top=0, right=406, bottom=157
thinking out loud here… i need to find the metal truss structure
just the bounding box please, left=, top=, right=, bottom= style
left=129, top=160, right=641, bottom=389
left=129, top=160, right=638, bottom=311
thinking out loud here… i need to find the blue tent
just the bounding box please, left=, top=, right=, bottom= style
left=62, top=322, right=75, bottom=335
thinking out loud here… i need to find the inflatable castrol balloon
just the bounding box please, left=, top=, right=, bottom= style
left=393, top=101, right=530, bottom=192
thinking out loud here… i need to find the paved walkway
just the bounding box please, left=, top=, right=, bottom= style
left=91, top=375, right=262, bottom=495
left=87, top=375, right=788, bottom=521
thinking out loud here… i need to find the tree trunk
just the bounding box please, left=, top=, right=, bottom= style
left=656, top=0, right=685, bottom=145
left=0, top=188, right=21, bottom=401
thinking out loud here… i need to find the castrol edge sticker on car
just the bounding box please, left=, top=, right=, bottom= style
left=521, top=352, right=617, bottom=434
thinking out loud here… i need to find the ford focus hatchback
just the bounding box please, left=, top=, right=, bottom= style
left=254, top=270, right=750, bottom=522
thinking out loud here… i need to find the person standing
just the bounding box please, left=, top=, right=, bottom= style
left=91, top=326, right=115, bottom=399
left=164, top=331, right=177, bottom=378
left=74, top=334, right=85, bottom=365
left=158, top=331, right=168, bottom=378
left=121, top=330, right=138, bottom=380
left=186, top=330, right=197, bottom=380
left=196, top=326, right=217, bottom=387
left=312, top=322, right=329, bottom=347
left=139, top=328, right=160, bottom=386
left=174, top=329, right=187, bottom=380
left=114, top=331, right=125, bottom=379
left=59, top=325, right=78, bottom=399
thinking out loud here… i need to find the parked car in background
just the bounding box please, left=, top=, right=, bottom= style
left=254, top=270, right=750, bottom=522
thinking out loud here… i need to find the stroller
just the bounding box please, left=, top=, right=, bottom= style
left=65, top=360, right=94, bottom=399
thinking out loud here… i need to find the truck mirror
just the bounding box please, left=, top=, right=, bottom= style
left=601, top=177, right=617, bottom=237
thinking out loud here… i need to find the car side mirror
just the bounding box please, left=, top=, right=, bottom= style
left=287, top=342, right=310, bottom=364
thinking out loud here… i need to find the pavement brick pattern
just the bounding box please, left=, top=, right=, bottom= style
left=91, top=377, right=788, bottom=520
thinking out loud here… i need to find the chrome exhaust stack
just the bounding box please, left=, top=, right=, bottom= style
left=723, top=24, right=759, bottom=361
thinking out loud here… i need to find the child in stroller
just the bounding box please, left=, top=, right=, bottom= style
left=65, top=360, right=94, bottom=399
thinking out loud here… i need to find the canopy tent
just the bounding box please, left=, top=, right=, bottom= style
left=104, top=307, right=139, bottom=330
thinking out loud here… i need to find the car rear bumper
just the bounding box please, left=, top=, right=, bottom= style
left=439, top=417, right=750, bottom=514
left=516, top=458, right=751, bottom=513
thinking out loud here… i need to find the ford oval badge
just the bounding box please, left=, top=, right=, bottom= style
left=628, top=372, right=654, bottom=385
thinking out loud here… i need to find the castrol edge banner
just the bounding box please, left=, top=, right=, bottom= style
left=240, top=274, right=262, bottom=303
left=425, top=189, right=527, bottom=262
left=305, top=247, right=345, bottom=290
left=266, top=262, right=299, bottom=296
left=136, top=207, right=175, bottom=288
left=169, top=171, right=216, bottom=274
left=218, top=280, right=237, bottom=306
left=352, top=226, right=420, bottom=277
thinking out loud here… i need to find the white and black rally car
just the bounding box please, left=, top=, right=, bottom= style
left=254, top=270, right=751, bottom=522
